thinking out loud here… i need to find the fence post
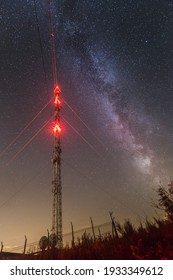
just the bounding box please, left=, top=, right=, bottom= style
left=23, top=235, right=27, bottom=254
left=71, top=222, right=75, bottom=248
left=98, top=227, right=102, bottom=239
left=109, top=212, right=119, bottom=238
left=47, top=229, right=50, bottom=249
left=90, top=216, right=96, bottom=241
left=1, top=242, right=3, bottom=253
left=83, top=231, right=87, bottom=245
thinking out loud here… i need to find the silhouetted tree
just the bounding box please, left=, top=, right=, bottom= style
left=155, top=182, right=173, bottom=221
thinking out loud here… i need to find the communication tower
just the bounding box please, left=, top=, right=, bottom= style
left=51, top=85, right=62, bottom=248
left=48, top=0, right=63, bottom=248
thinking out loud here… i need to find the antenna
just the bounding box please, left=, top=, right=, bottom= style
left=51, top=85, right=63, bottom=248
left=48, top=0, right=63, bottom=249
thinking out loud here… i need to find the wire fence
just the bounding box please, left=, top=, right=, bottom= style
left=1, top=221, right=113, bottom=255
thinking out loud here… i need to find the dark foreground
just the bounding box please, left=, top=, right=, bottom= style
left=1, top=219, right=173, bottom=260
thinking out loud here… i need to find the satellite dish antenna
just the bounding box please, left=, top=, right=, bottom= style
left=39, top=236, right=48, bottom=250
left=49, top=233, right=57, bottom=247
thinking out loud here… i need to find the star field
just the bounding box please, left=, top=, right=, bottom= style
left=0, top=0, right=173, bottom=248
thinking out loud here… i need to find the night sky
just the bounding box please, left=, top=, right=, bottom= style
left=0, top=0, right=173, bottom=249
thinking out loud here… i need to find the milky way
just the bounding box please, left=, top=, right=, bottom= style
left=56, top=0, right=173, bottom=180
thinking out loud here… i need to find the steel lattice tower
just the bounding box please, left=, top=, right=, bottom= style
left=51, top=85, right=63, bottom=248
left=37, top=0, right=63, bottom=251
left=48, top=0, right=63, bottom=249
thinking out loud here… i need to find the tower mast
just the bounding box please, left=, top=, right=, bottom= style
left=52, top=85, right=62, bottom=248
left=49, top=0, right=63, bottom=248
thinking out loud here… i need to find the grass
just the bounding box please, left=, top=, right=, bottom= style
left=13, top=218, right=173, bottom=260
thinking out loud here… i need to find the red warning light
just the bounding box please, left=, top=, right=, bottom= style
left=54, top=85, right=61, bottom=96
left=53, top=123, right=61, bottom=134
left=54, top=96, right=61, bottom=105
